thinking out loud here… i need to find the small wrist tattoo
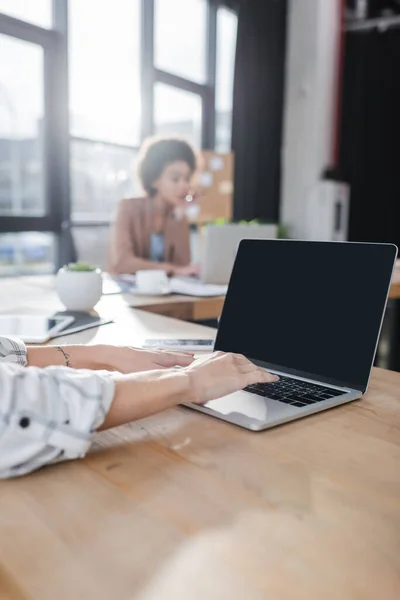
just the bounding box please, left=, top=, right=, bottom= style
left=56, top=346, right=72, bottom=368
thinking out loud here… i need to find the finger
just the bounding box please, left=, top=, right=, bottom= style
left=157, top=354, right=194, bottom=367
left=262, top=370, right=280, bottom=383
left=157, top=348, right=195, bottom=357
left=245, top=369, right=279, bottom=386
left=211, top=350, right=226, bottom=359
left=233, top=353, right=248, bottom=362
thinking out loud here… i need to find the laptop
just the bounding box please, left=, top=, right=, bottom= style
left=200, top=224, right=278, bottom=284
left=185, top=240, right=397, bottom=431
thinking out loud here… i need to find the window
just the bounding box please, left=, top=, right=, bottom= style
left=155, top=0, right=207, bottom=84
left=215, top=7, right=238, bottom=152
left=154, top=84, right=203, bottom=148
left=0, top=0, right=52, bottom=29
left=0, top=4, right=67, bottom=273
left=0, top=34, right=45, bottom=216
left=69, top=0, right=141, bottom=146
left=69, top=0, right=141, bottom=220
left=0, top=0, right=238, bottom=266
left=70, top=140, right=140, bottom=221
left=0, top=232, right=54, bottom=276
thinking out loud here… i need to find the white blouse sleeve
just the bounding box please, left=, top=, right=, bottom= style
left=0, top=336, right=115, bottom=479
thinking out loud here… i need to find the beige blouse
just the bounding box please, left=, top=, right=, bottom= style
left=107, top=197, right=191, bottom=274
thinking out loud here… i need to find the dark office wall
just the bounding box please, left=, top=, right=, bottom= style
left=231, top=0, right=287, bottom=222
left=339, top=27, right=400, bottom=248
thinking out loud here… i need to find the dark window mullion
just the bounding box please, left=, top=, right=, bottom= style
left=0, top=216, right=56, bottom=233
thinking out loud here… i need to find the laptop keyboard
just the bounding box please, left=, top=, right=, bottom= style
left=244, top=375, right=343, bottom=408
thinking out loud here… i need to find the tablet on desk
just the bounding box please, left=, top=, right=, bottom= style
left=0, top=315, right=75, bottom=343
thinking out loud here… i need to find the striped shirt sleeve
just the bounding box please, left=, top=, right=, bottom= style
left=0, top=336, right=115, bottom=479
left=0, top=336, right=27, bottom=366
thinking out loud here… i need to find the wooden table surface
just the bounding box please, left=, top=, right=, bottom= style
left=389, top=259, right=400, bottom=298
left=0, top=280, right=400, bottom=599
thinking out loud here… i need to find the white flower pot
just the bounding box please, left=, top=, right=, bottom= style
left=56, top=268, right=103, bottom=312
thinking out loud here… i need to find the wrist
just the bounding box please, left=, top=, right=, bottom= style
left=164, top=369, right=193, bottom=407
left=55, top=344, right=111, bottom=370
left=100, top=369, right=193, bottom=430
left=184, top=369, right=200, bottom=405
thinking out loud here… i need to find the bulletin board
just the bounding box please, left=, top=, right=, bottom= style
left=189, top=151, right=234, bottom=224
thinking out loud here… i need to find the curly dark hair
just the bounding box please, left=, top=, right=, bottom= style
left=137, top=137, right=197, bottom=197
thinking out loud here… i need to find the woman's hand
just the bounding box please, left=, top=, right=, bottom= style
left=101, top=351, right=278, bottom=431
left=185, top=351, right=279, bottom=404
left=101, top=345, right=194, bottom=374
left=172, top=263, right=200, bottom=277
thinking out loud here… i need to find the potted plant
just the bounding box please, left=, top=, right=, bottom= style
left=56, top=261, right=103, bottom=312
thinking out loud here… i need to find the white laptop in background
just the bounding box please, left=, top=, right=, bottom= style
left=200, top=223, right=278, bottom=285
left=184, top=239, right=397, bottom=431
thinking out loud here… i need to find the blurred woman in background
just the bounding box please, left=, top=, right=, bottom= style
left=108, top=136, right=199, bottom=276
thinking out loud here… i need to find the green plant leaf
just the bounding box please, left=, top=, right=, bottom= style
left=66, top=260, right=96, bottom=272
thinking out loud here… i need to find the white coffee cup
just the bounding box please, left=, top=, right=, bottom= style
left=135, top=269, right=170, bottom=294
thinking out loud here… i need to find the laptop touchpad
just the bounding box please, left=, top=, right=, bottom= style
left=204, top=391, right=268, bottom=421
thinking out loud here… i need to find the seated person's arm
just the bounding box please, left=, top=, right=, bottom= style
left=110, top=199, right=174, bottom=274
left=25, top=343, right=194, bottom=372
left=0, top=337, right=277, bottom=479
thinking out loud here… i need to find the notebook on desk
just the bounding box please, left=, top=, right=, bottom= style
left=109, top=273, right=227, bottom=297
left=169, top=277, right=227, bottom=297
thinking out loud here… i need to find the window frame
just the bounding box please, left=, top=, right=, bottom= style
left=0, top=1, right=70, bottom=268
left=0, top=6, right=69, bottom=232
left=0, top=0, right=237, bottom=266
left=143, top=0, right=217, bottom=150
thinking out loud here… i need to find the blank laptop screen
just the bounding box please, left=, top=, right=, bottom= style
left=215, top=240, right=397, bottom=390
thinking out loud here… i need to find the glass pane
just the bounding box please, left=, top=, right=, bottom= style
left=155, top=0, right=207, bottom=84
left=0, top=35, right=45, bottom=216
left=0, top=232, right=54, bottom=276
left=70, top=139, right=140, bottom=220
left=69, top=0, right=141, bottom=146
left=0, top=0, right=52, bottom=28
left=154, top=84, right=202, bottom=149
left=215, top=8, right=238, bottom=152
left=71, top=226, right=110, bottom=271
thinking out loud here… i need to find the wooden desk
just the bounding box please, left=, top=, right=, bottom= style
left=389, top=259, right=400, bottom=299
left=0, top=275, right=225, bottom=322
left=2, top=264, right=399, bottom=322
left=388, top=261, right=400, bottom=371
left=0, top=290, right=400, bottom=599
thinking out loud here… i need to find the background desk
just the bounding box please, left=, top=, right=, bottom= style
left=0, top=275, right=225, bottom=322
left=389, top=261, right=400, bottom=298
left=0, top=285, right=400, bottom=599
left=2, top=264, right=399, bottom=323
left=388, top=261, right=400, bottom=370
